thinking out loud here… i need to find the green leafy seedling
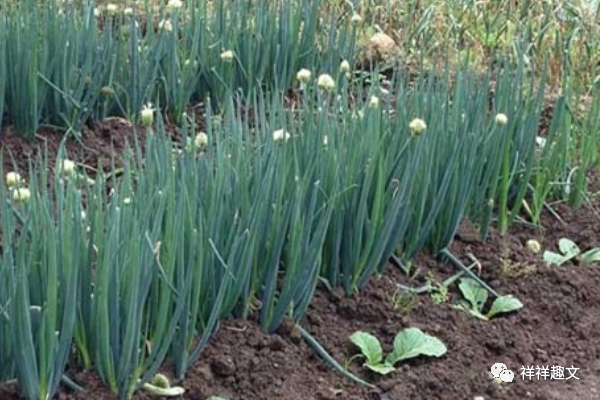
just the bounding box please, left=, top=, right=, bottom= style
left=392, top=290, right=416, bottom=314
left=454, top=278, right=523, bottom=320
left=426, top=274, right=449, bottom=305
left=385, top=328, right=447, bottom=365
left=349, top=328, right=447, bottom=375
left=349, top=332, right=395, bottom=375
left=543, top=238, right=600, bottom=266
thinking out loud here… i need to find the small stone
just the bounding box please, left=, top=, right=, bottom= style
left=379, top=380, right=399, bottom=392
left=195, top=365, right=213, bottom=382
left=267, top=336, right=285, bottom=351
left=211, top=357, right=236, bottom=376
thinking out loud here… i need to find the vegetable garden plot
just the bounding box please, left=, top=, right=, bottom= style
left=1, top=1, right=600, bottom=399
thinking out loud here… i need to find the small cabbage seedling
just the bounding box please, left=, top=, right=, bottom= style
left=543, top=238, right=600, bottom=266
left=349, top=328, right=447, bottom=375
left=454, top=278, right=523, bottom=320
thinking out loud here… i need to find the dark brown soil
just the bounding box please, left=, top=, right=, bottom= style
left=177, top=199, right=600, bottom=400
left=299, top=211, right=600, bottom=400
left=1, top=120, right=599, bottom=400
left=0, top=119, right=145, bottom=180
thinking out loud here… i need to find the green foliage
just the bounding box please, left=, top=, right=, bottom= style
left=387, top=328, right=447, bottom=364
left=349, top=328, right=447, bottom=375
left=543, top=238, right=600, bottom=266
left=392, top=290, right=416, bottom=314
left=3, top=0, right=50, bottom=139
left=426, top=275, right=449, bottom=305
left=466, top=58, right=548, bottom=237
left=0, top=152, right=80, bottom=400
left=349, top=332, right=394, bottom=375
left=0, top=59, right=559, bottom=397
left=524, top=90, right=600, bottom=223
left=568, top=94, right=600, bottom=208
left=0, top=2, right=590, bottom=395
left=454, top=278, right=523, bottom=320
left=354, top=0, right=600, bottom=91
left=0, top=15, right=5, bottom=134
left=0, top=0, right=356, bottom=137
left=319, top=76, right=417, bottom=294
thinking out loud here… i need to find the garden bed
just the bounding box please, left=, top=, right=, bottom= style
left=1, top=2, right=599, bottom=399
left=1, top=122, right=599, bottom=400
